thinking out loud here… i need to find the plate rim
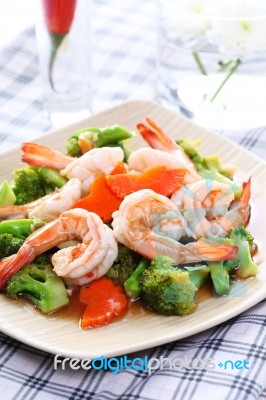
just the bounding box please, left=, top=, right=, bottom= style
left=0, top=99, right=266, bottom=359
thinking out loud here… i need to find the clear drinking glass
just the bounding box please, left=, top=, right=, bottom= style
left=157, top=0, right=266, bottom=129
left=35, top=0, right=92, bottom=126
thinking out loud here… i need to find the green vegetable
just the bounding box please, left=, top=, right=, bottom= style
left=34, top=252, right=53, bottom=265
left=38, top=167, right=68, bottom=188
left=12, top=166, right=46, bottom=205
left=0, top=180, right=16, bottom=206
left=124, top=258, right=149, bottom=298
left=106, top=245, right=141, bottom=285
left=67, top=136, right=82, bottom=157
left=0, top=233, right=24, bottom=259
left=67, top=125, right=133, bottom=157
left=119, top=140, right=131, bottom=163
left=0, top=233, right=52, bottom=262
left=227, top=226, right=258, bottom=278
left=0, top=218, right=45, bottom=239
left=5, top=263, right=69, bottom=313
left=11, top=166, right=66, bottom=205
left=184, top=265, right=210, bottom=289
left=208, top=262, right=230, bottom=295
left=139, top=256, right=197, bottom=316
left=176, top=138, right=242, bottom=198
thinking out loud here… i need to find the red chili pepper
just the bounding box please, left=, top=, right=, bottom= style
left=41, top=0, right=77, bottom=89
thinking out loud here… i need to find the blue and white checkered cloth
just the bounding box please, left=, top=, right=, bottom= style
left=0, top=1, right=266, bottom=399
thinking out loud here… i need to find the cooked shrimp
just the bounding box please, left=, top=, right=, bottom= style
left=171, top=179, right=250, bottom=238
left=62, top=225, right=118, bottom=286
left=21, top=143, right=124, bottom=195
left=0, top=208, right=118, bottom=288
left=112, top=189, right=237, bottom=264
left=136, top=118, right=201, bottom=183
left=0, top=178, right=82, bottom=222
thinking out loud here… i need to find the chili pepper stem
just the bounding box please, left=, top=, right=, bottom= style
left=48, top=33, right=66, bottom=91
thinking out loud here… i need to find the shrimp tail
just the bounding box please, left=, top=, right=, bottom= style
left=0, top=245, right=35, bottom=289
left=192, top=241, right=238, bottom=262
left=0, top=205, right=28, bottom=221
left=21, top=143, right=73, bottom=169
left=0, top=195, right=52, bottom=221
left=240, top=178, right=251, bottom=226
left=137, top=118, right=177, bottom=151
left=229, top=178, right=251, bottom=227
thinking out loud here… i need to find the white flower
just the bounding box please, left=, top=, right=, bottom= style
left=207, top=0, right=266, bottom=55
left=162, top=0, right=213, bottom=40
left=209, top=18, right=266, bottom=56
left=207, top=0, right=266, bottom=18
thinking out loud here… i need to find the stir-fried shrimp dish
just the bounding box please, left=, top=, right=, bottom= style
left=0, top=119, right=259, bottom=328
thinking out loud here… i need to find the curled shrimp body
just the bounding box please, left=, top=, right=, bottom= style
left=0, top=178, right=82, bottom=222
left=171, top=179, right=251, bottom=238
left=61, top=147, right=124, bottom=195
left=112, top=189, right=237, bottom=264
left=128, top=148, right=191, bottom=177
left=0, top=208, right=118, bottom=288
left=21, top=143, right=124, bottom=195
left=136, top=118, right=201, bottom=183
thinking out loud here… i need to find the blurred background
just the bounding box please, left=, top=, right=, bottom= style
left=0, top=0, right=34, bottom=47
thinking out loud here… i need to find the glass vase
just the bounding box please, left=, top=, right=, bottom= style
left=35, top=0, right=92, bottom=126
left=157, top=0, right=266, bottom=129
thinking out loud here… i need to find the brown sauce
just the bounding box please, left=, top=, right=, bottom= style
left=5, top=275, right=253, bottom=325
left=197, top=279, right=214, bottom=302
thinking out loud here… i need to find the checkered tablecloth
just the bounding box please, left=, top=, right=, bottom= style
left=0, top=1, right=266, bottom=399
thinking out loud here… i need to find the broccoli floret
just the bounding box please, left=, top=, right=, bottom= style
left=227, top=227, right=258, bottom=278
left=106, top=245, right=141, bottom=285
left=5, top=263, right=69, bottom=313
left=0, top=232, right=53, bottom=266
left=124, top=258, right=149, bottom=298
left=139, top=256, right=197, bottom=316
left=0, top=233, right=24, bottom=259
left=0, top=180, right=16, bottom=206
left=176, top=139, right=242, bottom=198
left=12, top=166, right=46, bottom=205
left=38, top=167, right=68, bottom=188
left=34, top=253, right=52, bottom=265
left=12, top=166, right=67, bottom=204
left=66, top=125, right=133, bottom=157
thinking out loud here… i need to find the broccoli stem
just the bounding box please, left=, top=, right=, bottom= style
left=234, top=235, right=258, bottom=278
left=227, top=227, right=258, bottom=278
left=208, top=262, right=230, bottom=295
left=124, top=258, right=149, bottom=298
left=0, top=180, right=16, bottom=206
left=38, top=167, right=68, bottom=188
left=187, top=268, right=209, bottom=289
left=0, top=219, right=45, bottom=239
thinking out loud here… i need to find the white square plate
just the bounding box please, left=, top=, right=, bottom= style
left=0, top=100, right=266, bottom=359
